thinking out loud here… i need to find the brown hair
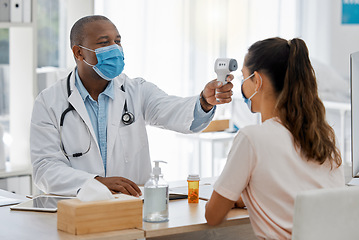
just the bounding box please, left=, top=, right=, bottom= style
left=245, top=37, right=341, bottom=167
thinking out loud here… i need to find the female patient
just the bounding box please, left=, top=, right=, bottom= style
left=205, top=37, right=344, bottom=239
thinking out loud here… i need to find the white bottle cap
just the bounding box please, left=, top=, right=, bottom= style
left=187, top=174, right=200, bottom=181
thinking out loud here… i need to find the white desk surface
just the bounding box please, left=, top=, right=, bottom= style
left=0, top=162, right=32, bottom=178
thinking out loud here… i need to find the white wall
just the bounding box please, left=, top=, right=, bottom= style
left=300, top=0, right=359, bottom=80
left=330, top=0, right=359, bottom=80
left=64, top=0, right=94, bottom=69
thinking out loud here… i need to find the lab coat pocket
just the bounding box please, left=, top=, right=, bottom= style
left=118, top=117, right=148, bottom=160
left=107, top=116, right=151, bottom=183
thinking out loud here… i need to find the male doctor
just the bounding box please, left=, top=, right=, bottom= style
left=30, top=15, right=234, bottom=196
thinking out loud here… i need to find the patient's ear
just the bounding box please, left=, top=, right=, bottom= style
left=253, top=71, right=263, bottom=91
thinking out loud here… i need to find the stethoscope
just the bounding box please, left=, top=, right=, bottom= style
left=59, top=72, right=135, bottom=158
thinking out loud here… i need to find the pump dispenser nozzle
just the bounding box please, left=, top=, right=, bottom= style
left=153, top=160, right=167, bottom=176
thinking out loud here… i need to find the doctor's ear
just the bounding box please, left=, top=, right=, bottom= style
left=72, top=45, right=83, bottom=61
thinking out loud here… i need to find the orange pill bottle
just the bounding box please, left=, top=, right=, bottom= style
left=187, top=174, right=200, bottom=203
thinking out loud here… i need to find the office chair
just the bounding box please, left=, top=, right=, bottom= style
left=292, top=186, right=359, bottom=240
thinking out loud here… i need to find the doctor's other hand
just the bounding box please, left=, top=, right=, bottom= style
left=95, top=176, right=142, bottom=197
left=200, top=75, right=234, bottom=112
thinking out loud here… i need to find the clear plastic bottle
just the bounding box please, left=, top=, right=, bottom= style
left=143, top=160, right=169, bottom=223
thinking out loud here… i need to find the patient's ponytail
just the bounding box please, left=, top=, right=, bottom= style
left=245, top=37, right=341, bottom=167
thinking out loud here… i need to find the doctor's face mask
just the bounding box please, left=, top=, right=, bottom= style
left=79, top=44, right=125, bottom=81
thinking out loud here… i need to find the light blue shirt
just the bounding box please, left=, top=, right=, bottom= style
left=75, top=70, right=113, bottom=173
left=75, top=70, right=214, bottom=174
left=190, top=98, right=216, bottom=132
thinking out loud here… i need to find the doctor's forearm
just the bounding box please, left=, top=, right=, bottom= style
left=190, top=97, right=215, bottom=132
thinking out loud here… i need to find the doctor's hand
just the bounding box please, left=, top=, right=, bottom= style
left=95, top=176, right=142, bottom=197
left=200, top=75, right=234, bottom=112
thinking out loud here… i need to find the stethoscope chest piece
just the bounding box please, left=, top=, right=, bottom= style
left=122, top=111, right=134, bottom=125
left=120, top=84, right=135, bottom=125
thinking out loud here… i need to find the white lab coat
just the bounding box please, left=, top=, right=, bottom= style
left=30, top=70, right=209, bottom=195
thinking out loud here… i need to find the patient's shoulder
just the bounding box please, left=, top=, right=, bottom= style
left=239, top=118, right=289, bottom=144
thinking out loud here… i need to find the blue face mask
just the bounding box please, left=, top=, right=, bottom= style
left=241, top=73, right=262, bottom=112
left=79, top=44, right=125, bottom=81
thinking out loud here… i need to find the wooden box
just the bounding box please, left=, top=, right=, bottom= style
left=202, top=119, right=229, bottom=132
left=57, top=195, right=142, bottom=235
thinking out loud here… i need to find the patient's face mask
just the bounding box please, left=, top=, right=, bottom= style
left=241, top=73, right=262, bottom=112
left=79, top=44, right=125, bottom=81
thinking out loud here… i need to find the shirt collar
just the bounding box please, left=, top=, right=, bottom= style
left=75, top=69, right=114, bottom=101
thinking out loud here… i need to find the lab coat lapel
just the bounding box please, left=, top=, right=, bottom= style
left=107, top=77, right=125, bottom=162
left=67, top=73, right=99, bottom=148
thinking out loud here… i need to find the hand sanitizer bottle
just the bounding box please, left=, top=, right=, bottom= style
left=143, top=160, right=169, bottom=222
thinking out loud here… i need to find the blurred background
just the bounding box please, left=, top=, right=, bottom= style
left=0, top=0, right=356, bottom=194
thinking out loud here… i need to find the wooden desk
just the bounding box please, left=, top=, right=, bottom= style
left=143, top=199, right=254, bottom=240
left=0, top=190, right=144, bottom=240
left=0, top=206, right=144, bottom=240
left=0, top=190, right=255, bottom=240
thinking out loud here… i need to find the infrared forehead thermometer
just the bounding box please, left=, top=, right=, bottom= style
left=214, top=58, right=238, bottom=85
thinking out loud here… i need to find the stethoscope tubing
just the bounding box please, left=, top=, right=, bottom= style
left=59, top=72, right=134, bottom=158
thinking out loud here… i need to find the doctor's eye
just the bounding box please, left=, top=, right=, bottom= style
left=97, top=41, right=109, bottom=45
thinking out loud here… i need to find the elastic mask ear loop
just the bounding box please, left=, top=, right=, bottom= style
left=248, top=73, right=263, bottom=100
left=79, top=45, right=96, bottom=52
left=79, top=45, right=97, bottom=66
left=83, top=59, right=95, bottom=67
